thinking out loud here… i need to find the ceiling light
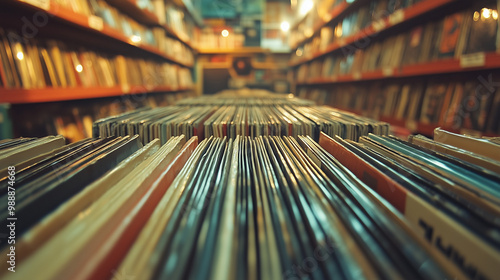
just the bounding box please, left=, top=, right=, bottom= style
left=299, top=0, right=314, bottom=16
left=281, top=21, right=290, bottom=32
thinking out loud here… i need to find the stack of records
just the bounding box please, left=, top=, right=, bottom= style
left=0, top=135, right=145, bottom=238
left=2, top=90, right=499, bottom=279
left=115, top=135, right=459, bottom=280
left=1, top=127, right=499, bottom=279
left=175, top=93, right=315, bottom=106
left=0, top=134, right=476, bottom=280
left=93, top=95, right=389, bottom=144
left=317, top=129, right=500, bottom=280
left=1, top=135, right=197, bottom=279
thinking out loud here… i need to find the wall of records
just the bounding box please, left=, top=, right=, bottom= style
left=290, top=0, right=500, bottom=138
left=0, top=0, right=200, bottom=141
left=0, top=91, right=499, bottom=280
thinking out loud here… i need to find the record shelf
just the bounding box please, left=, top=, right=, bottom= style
left=289, top=0, right=457, bottom=67
left=105, top=0, right=198, bottom=50
left=3, top=0, right=195, bottom=68
left=296, top=51, right=500, bottom=85
left=0, top=0, right=200, bottom=140
left=290, top=0, right=500, bottom=138
left=290, top=0, right=358, bottom=50
left=0, top=85, right=194, bottom=104
left=105, top=0, right=163, bottom=26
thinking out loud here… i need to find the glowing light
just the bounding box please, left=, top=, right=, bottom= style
left=221, top=29, right=229, bottom=37
left=493, top=10, right=498, bottom=20
left=295, top=48, right=303, bottom=57
left=473, top=11, right=480, bottom=21
left=16, top=52, right=24, bottom=60
left=335, top=26, right=343, bottom=37
left=131, top=35, right=141, bottom=43
left=299, top=0, right=314, bottom=16
left=281, top=21, right=290, bottom=32
left=482, top=8, right=491, bottom=19
left=75, top=64, right=83, bottom=73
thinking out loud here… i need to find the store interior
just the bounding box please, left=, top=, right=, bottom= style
left=0, top=0, right=499, bottom=279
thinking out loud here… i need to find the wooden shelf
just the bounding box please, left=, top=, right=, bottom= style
left=163, top=24, right=196, bottom=50
left=172, top=0, right=204, bottom=27
left=289, top=0, right=456, bottom=67
left=290, top=1, right=351, bottom=50
left=0, top=85, right=194, bottom=104
left=105, top=0, right=198, bottom=50
left=105, top=0, right=160, bottom=26
left=296, top=52, right=500, bottom=85
left=290, top=0, right=356, bottom=33
left=8, top=0, right=194, bottom=67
